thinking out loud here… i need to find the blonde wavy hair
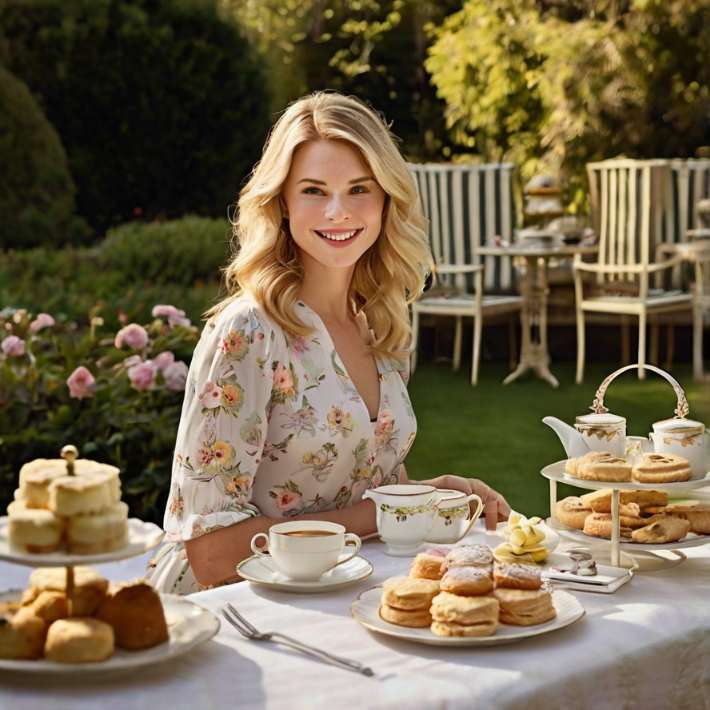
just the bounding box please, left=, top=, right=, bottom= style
left=207, top=91, right=431, bottom=362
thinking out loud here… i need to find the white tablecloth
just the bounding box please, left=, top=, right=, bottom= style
left=2, top=525, right=710, bottom=710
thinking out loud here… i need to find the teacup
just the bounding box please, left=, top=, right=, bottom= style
left=362, top=484, right=441, bottom=556
left=425, top=489, right=483, bottom=544
left=250, top=521, right=361, bottom=581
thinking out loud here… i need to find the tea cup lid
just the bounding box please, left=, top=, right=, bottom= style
left=652, top=417, right=705, bottom=435
left=576, top=412, right=625, bottom=427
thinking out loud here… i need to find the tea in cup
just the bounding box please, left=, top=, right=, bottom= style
left=425, top=489, right=483, bottom=544
left=250, top=521, right=361, bottom=581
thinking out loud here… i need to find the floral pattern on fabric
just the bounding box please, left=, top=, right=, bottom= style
left=162, top=296, right=417, bottom=551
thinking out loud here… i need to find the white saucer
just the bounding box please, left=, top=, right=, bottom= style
left=236, top=554, right=373, bottom=593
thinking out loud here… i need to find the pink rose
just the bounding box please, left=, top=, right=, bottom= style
left=198, top=381, right=222, bottom=408
left=114, top=323, right=149, bottom=350
left=67, top=366, right=95, bottom=399
left=123, top=354, right=142, bottom=369
left=29, top=313, right=55, bottom=333
left=164, top=361, right=188, bottom=391
left=127, top=360, right=157, bottom=390
left=154, top=351, right=175, bottom=371
left=152, top=304, right=191, bottom=328
left=275, top=490, right=302, bottom=511
left=1, top=335, right=25, bottom=357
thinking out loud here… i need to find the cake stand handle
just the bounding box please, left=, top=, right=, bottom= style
left=65, top=565, right=74, bottom=616
left=549, top=479, right=558, bottom=521
left=590, top=363, right=690, bottom=418
left=611, top=489, right=620, bottom=567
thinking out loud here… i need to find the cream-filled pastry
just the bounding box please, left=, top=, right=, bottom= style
left=66, top=502, right=129, bottom=554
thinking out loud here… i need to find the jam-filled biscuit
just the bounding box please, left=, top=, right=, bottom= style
left=631, top=515, right=690, bottom=544
left=440, top=567, right=493, bottom=596
left=632, top=453, right=692, bottom=484
left=381, top=576, right=439, bottom=611
left=410, top=553, right=445, bottom=581
left=379, top=603, right=432, bottom=628
left=575, top=454, right=632, bottom=482
left=430, top=592, right=499, bottom=626
left=566, top=452, right=617, bottom=478
left=493, top=563, right=542, bottom=590
left=443, top=544, right=493, bottom=572
left=554, top=497, right=592, bottom=529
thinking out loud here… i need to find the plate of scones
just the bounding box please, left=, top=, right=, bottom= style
left=351, top=545, right=585, bottom=646
left=0, top=567, right=219, bottom=674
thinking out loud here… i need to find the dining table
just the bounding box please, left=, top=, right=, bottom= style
left=1, top=522, right=709, bottom=710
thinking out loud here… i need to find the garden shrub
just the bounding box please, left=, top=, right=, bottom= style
left=0, top=65, right=84, bottom=249
left=0, top=0, right=270, bottom=234
left=0, top=306, right=200, bottom=524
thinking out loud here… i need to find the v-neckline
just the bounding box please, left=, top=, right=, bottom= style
left=297, top=301, right=383, bottom=426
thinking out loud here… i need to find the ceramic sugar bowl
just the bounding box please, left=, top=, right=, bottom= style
left=362, top=484, right=441, bottom=556
left=574, top=412, right=626, bottom=457
left=650, top=417, right=709, bottom=476
left=424, top=489, right=483, bottom=544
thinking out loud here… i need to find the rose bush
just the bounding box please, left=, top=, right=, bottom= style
left=0, top=305, right=199, bottom=524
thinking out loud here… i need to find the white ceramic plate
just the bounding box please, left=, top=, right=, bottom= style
left=0, top=517, right=164, bottom=567
left=547, top=517, right=710, bottom=551
left=0, top=591, right=219, bottom=676
left=236, top=554, right=373, bottom=593
left=541, top=460, right=710, bottom=493
left=351, top=587, right=584, bottom=647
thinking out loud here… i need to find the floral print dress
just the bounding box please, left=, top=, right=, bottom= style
left=147, top=295, right=417, bottom=594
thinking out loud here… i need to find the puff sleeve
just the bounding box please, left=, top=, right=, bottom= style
left=163, top=301, right=276, bottom=541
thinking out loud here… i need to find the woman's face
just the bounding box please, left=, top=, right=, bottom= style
left=281, top=139, right=387, bottom=271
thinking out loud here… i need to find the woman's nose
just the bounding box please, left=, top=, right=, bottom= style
left=324, top=195, right=351, bottom=222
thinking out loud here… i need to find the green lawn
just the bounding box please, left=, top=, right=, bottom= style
left=405, top=362, right=710, bottom=518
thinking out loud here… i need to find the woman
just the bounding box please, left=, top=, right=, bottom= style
left=149, top=92, right=510, bottom=594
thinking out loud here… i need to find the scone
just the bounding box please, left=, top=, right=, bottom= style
left=409, top=552, right=445, bottom=581
left=439, top=567, right=493, bottom=596
left=381, top=576, right=439, bottom=611
left=663, top=501, right=710, bottom=534
left=442, top=544, right=494, bottom=572
left=0, top=607, right=46, bottom=660
left=632, top=453, right=692, bottom=484
left=66, top=501, right=129, bottom=554
left=44, top=618, right=114, bottom=663
left=27, top=566, right=108, bottom=616
left=431, top=592, right=498, bottom=626
left=96, top=581, right=168, bottom=650
left=379, top=603, right=432, bottom=628
left=493, top=563, right=542, bottom=591
left=583, top=513, right=633, bottom=540
left=28, top=591, right=70, bottom=624
left=6, top=500, right=63, bottom=553
left=631, top=516, right=691, bottom=544
left=575, top=453, right=632, bottom=482
left=554, top=497, right=592, bottom=529
left=493, top=587, right=557, bottom=626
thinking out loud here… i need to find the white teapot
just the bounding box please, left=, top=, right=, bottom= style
left=649, top=417, right=709, bottom=477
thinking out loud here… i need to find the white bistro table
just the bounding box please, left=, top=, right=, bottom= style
left=1, top=523, right=709, bottom=710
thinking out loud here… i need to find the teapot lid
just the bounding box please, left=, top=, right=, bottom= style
left=576, top=413, right=625, bottom=427
left=652, top=417, right=705, bottom=434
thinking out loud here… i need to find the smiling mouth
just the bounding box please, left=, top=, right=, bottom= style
left=314, top=228, right=363, bottom=243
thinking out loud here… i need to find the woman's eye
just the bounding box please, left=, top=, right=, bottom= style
left=302, top=187, right=324, bottom=195
left=351, top=185, right=368, bottom=194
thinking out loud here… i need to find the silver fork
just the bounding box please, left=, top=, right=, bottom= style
left=221, top=603, right=374, bottom=677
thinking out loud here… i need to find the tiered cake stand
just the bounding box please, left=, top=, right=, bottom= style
left=542, top=364, right=710, bottom=571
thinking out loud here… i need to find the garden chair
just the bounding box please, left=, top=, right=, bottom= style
left=574, top=159, right=693, bottom=383
left=408, top=163, right=522, bottom=385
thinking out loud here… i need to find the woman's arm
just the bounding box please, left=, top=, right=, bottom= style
left=185, top=498, right=376, bottom=588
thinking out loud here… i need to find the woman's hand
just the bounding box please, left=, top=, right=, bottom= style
left=422, top=474, right=511, bottom=531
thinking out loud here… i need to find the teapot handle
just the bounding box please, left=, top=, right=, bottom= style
left=590, top=364, right=689, bottom=419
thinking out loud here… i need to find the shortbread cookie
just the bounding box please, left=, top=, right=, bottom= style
left=583, top=513, right=633, bottom=540
left=493, top=563, right=542, bottom=590
left=44, top=618, right=114, bottom=663
left=66, top=501, right=129, bottom=554
left=6, top=500, right=63, bottom=553
left=381, top=577, right=439, bottom=611
left=440, top=567, right=493, bottom=596
left=494, top=587, right=557, bottom=626
left=565, top=452, right=618, bottom=478
left=442, top=544, right=494, bottom=572
left=581, top=488, right=668, bottom=513
left=575, top=453, right=632, bottom=482
left=0, top=607, right=46, bottom=660
left=410, top=552, right=445, bottom=580
left=632, top=453, right=692, bottom=484
left=431, top=619, right=497, bottom=638
left=554, top=497, right=592, bottom=529
left=379, top=603, right=432, bottom=628
left=631, top=516, right=690, bottom=544
left=430, top=592, right=499, bottom=625
left=663, top=501, right=710, bottom=534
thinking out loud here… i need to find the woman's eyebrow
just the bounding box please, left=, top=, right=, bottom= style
left=297, top=176, right=374, bottom=185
